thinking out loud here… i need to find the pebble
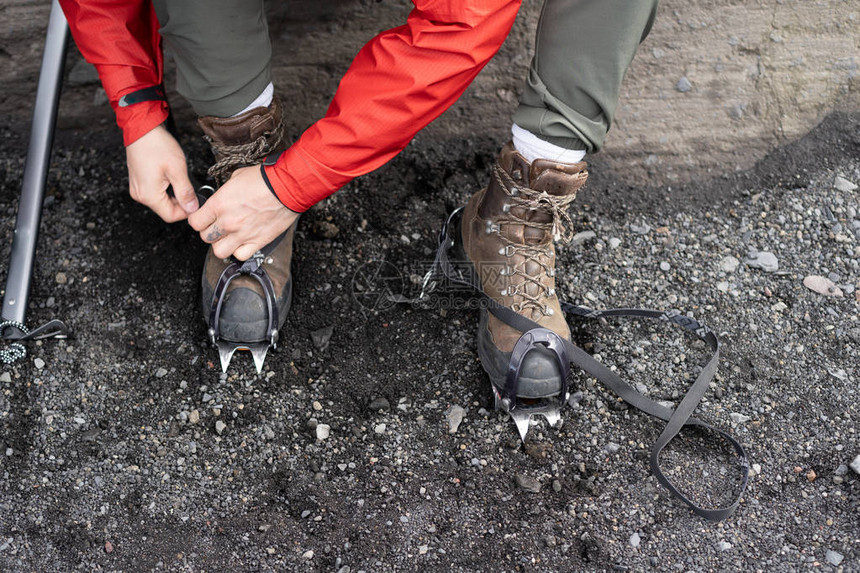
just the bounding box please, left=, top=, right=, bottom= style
left=33, top=358, right=45, bottom=369
left=418, top=545, right=429, bottom=555
left=744, top=251, right=778, bottom=272
left=719, top=256, right=740, bottom=273
left=374, top=423, right=386, bottom=434
left=0, top=372, right=10, bottom=383
left=155, top=367, right=168, bottom=378
left=571, top=230, right=596, bottom=246
left=825, top=550, right=844, bottom=566
left=368, top=397, right=390, bottom=412
left=55, top=272, right=68, bottom=285
left=802, top=275, right=843, bottom=297
left=104, top=541, right=113, bottom=553
left=312, top=401, right=323, bottom=411
left=316, top=424, right=331, bottom=441
left=716, top=541, right=733, bottom=552
left=629, top=533, right=641, bottom=548
left=302, top=550, right=314, bottom=560
left=659, top=261, right=671, bottom=272
left=552, top=480, right=562, bottom=492
left=215, top=420, right=226, bottom=435
left=730, top=412, right=750, bottom=424
left=833, top=175, right=857, bottom=192
left=676, top=76, right=692, bottom=92
left=605, top=442, right=621, bottom=453
left=835, top=464, right=849, bottom=476
left=311, top=326, right=334, bottom=351
left=188, top=410, right=200, bottom=425
left=514, top=473, right=541, bottom=493
left=446, top=405, right=466, bottom=434
left=849, top=455, right=860, bottom=475
left=629, top=223, right=651, bottom=235
left=608, top=237, right=622, bottom=249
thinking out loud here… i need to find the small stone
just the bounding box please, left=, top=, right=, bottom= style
left=302, top=550, right=314, bottom=560
left=835, top=464, right=849, bottom=476
left=188, top=410, right=200, bottom=425
left=311, top=220, right=340, bottom=239
left=717, top=281, right=730, bottom=293
left=629, top=533, right=641, bottom=548
left=605, top=442, right=621, bottom=453
left=418, top=545, right=429, bottom=555
left=514, top=473, right=541, bottom=493
left=630, top=223, right=651, bottom=235
left=155, top=367, right=168, bottom=378
left=659, top=261, right=671, bottom=272
left=803, top=275, right=844, bottom=297
left=104, top=541, right=113, bottom=553
left=834, top=175, right=858, bottom=192
left=806, top=469, right=817, bottom=482
left=368, top=397, right=390, bottom=412
left=258, top=524, right=271, bottom=532
left=446, top=405, right=466, bottom=434
left=215, top=420, right=227, bottom=435
left=55, top=272, right=68, bottom=284
left=849, top=455, right=860, bottom=475
left=310, top=326, right=334, bottom=351
left=719, top=256, right=740, bottom=273
left=608, top=237, right=621, bottom=249
left=676, top=76, right=692, bottom=92
left=312, top=401, right=323, bottom=411
left=33, top=358, right=45, bottom=369
left=744, top=251, right=778, bottom=272
left=316, top=424, right=331, bottom=441
left=730, top=412, right=750, bottom=424
left=571, top=230, right=597, bottom=246
left=552, top=479, right=562, bottom=492
left=4, top=448, right=12, bottom=457
left=374, top=423, right=386, bottom=434
left=771, top=301, right=787, bottom=312
left=825, top=550, right=844, bottom=566
left=0, top=372, right=10, bottom=383
left=716, top=541, right=733, bottom=552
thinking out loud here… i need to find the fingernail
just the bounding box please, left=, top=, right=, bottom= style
left=183, top=200, right=199, bottom=213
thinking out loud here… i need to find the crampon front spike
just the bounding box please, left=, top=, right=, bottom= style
left=216, top=340, right=270, bottom=374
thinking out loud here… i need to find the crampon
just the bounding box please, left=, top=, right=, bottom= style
left=406, top=207, right=749, bottom=521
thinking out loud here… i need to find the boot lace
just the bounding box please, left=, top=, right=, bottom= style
left=206, top=120, right=286, bottom=184
left=491, top=161, right=580, bottom=316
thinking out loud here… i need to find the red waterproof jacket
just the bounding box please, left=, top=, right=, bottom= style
left=59, top=0, right=521, bottom=213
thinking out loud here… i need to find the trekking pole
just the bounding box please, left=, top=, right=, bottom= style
left=1, top=0, right=71, bottom=362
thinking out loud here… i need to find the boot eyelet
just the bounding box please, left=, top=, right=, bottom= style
left=548, top=269, right=555, bottom=277
left=265, top=257, right=274, bottom=265
left=498, top=245, right=516, bottom=257
left=547, top=288, right=555, bottom=296
left=545, top=306, right=555, bottom=316
left=502, top=203, right=511, bottom=213
left=512, top=168, right=523, bottom=180
left=510, top=187, right=519, bottom=197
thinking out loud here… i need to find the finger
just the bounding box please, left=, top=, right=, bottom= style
left=201, top=221, right=227, bottom=244
left=211, top=234, right=244, bottom=260
left=188, top=199, right=218, bottom=232
left=233, top=242, right=263, bottom=262
left=166, top=160, right=198, bottom=213
left=146, top=183, right=188, bottom=223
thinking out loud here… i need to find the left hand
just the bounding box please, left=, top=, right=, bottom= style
left=188, top=165, right=300, bottom=260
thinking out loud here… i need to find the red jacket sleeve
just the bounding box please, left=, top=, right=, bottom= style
left=265, top=0, right=522, bottom=213
left=59, top=0, right=167, bottom=146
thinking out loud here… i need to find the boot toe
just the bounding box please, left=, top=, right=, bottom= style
left=216, top=287, right=270, bottom=343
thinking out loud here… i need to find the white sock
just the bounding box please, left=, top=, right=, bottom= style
left=511, top=124, right=586, bottom=164
left=232, top=82, right=274, bottom=117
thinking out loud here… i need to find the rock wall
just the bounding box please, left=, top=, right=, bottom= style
left=1, top=0, right=857, bottom=185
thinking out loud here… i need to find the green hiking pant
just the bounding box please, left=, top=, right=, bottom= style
left=152, top=0, right=658, bottom=152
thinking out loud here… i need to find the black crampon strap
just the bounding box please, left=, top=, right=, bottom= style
left=431, top=210, right=749, bottom=521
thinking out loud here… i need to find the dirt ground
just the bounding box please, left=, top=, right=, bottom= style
left=1, top=1, right=859, bottom=572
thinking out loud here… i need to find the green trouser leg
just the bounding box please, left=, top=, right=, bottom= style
left=151, top=0, right=272, bottom=117
left=513, top=0, right=659, bottom=153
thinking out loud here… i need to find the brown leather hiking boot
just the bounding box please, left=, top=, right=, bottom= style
left=198, top=97, right=295, bottom=343
left=461, top=142, right=588, bottom=398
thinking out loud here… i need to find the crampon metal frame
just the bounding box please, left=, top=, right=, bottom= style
left=406, top=207, right=749, bottom=521
left=1, top=0, right=72, bottom=365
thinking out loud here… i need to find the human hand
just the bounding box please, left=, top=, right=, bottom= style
left=125, top=124, right=198, bottom=222
left=188, top=164, right=299, bottom=261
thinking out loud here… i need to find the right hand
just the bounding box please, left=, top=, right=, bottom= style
left=125, top=124, right=199, bottom=222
